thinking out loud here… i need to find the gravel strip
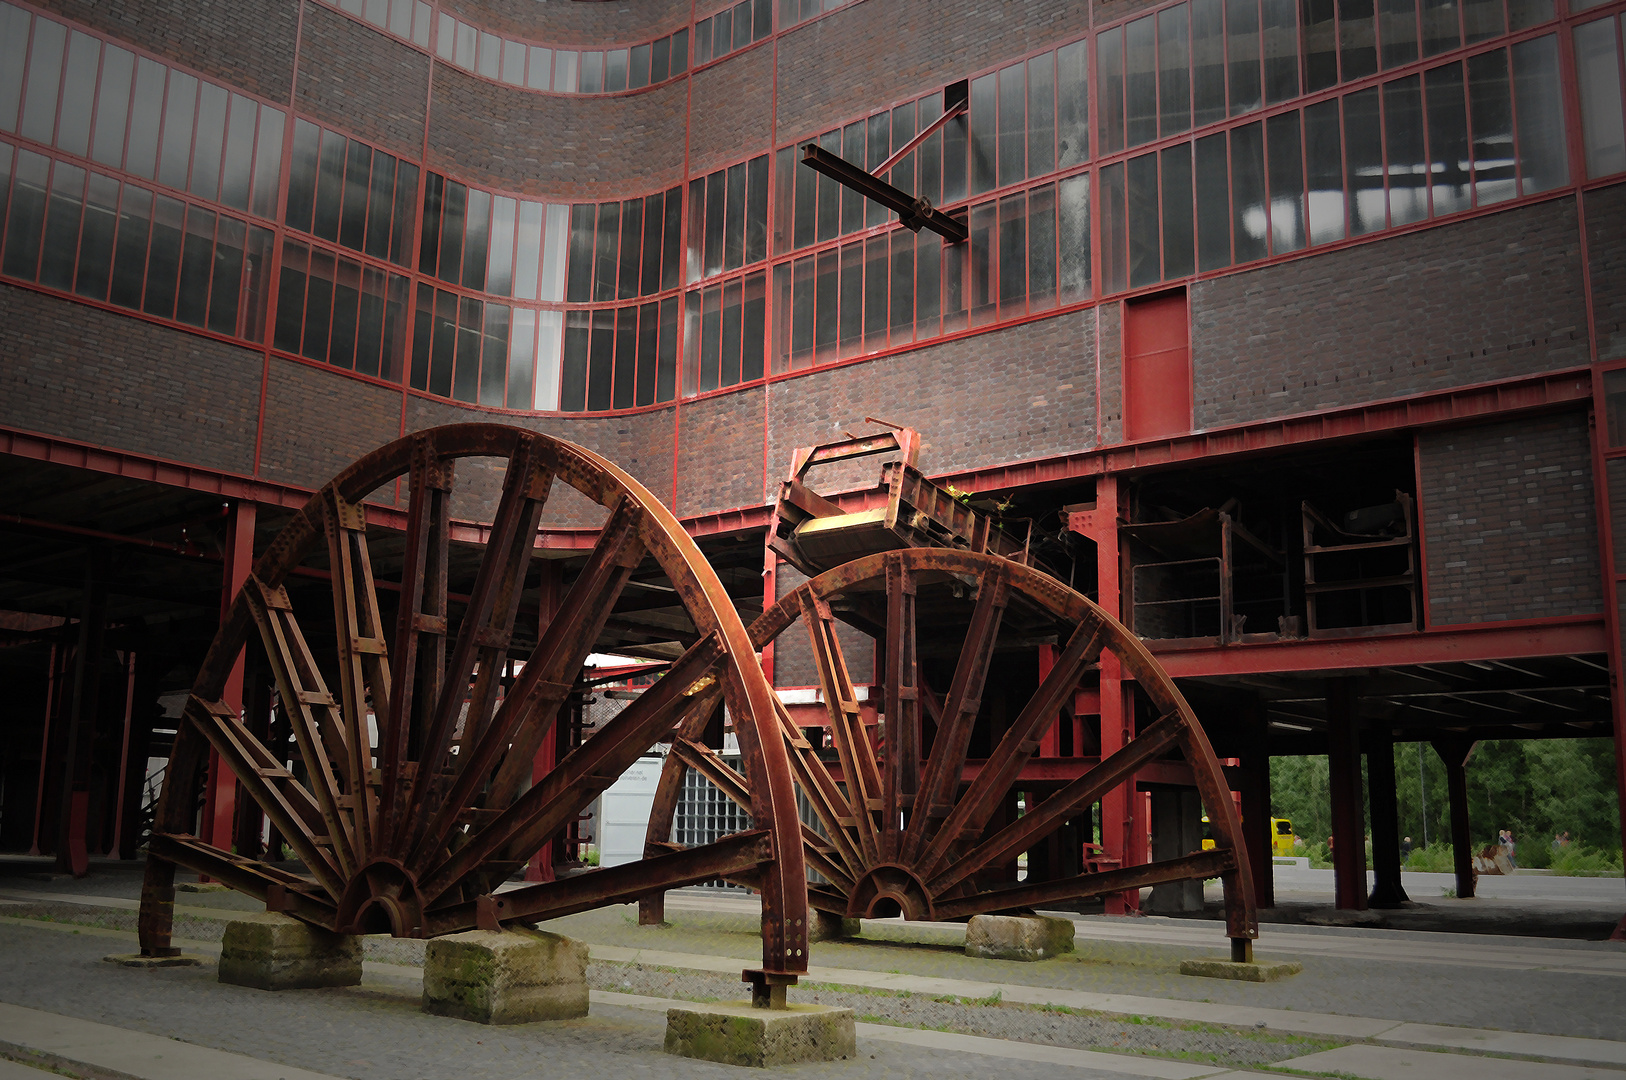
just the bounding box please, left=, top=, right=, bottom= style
left=588, top=960, right=1343, bottom=1069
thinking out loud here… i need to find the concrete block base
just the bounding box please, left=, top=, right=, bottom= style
left=964, top=914, right=1076, bottom=961
left=1180, top=958, right=1304, bottom=982
left=218, top=914, right=362, bottom=990
left=423, top=929, right=588, bottom=1024
left=103, top=953, right=203, bottom=968
left=808, top=910, right=861, bottom=942
left=664, top=1001, right=856, bottom=1067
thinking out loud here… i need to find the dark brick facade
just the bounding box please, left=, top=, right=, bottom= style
left=438, top=0, right=691, bottom=42
left=775, top=0, right=1092, bottom=145
left=1191, top=198, right=1589, bottom=430
left=426, top=65, right=687, bottom=197
left=0, top=283, right=260, bottom=476
left=1585, top=182, right=1626, bottom=364
left=1419, top=411, right=1602, bottom=625
left=675, top=385, right=766, bottom=516
left=296, top=2, right=430, bottom=159
left=259, top=356, right=403, bottom=492
left=35, top=0, right=300, bottom=102
left=688, top=45, right=775, bottom=175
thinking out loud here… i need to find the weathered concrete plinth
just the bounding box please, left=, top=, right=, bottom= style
left=218, top=914, right=362, bottom=990
left=1179, top=958, right=1303, bottom=982
left=422, top=929, right=588, bottom=1024
left=964, top=914, right=1076, bottom=961
left=103, top=953, right=203, bottom=968
left=808, top=910, right=861, bottom=942
left=665, top=1002, right=856, bottom=1067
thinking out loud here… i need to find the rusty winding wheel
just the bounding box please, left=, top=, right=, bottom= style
left=645, top=548, right=1258, bottom=956
left=137, top=424, right=809, bottom=988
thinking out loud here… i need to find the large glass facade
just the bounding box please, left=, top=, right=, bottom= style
left=0, top=0, right=1614, bottom=418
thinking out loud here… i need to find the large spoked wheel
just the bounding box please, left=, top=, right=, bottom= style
left=138, top=424, right=807, bottom=981
left=645, top=548, right=1256, bottom=950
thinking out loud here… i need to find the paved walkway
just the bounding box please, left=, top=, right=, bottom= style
left=3, top=870, right=1625, bottom=1080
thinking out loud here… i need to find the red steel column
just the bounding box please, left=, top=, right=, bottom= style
left=1237, top=695, right=1275, bottom=909
left=55, top=555, right=108, bottom=876
left=201, top=502, right=256, bottom=855
left=1325, top=677, right=1367, bottom=911
left=1434, top=738, right=1477, bottom=900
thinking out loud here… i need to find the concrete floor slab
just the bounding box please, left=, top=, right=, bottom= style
left=0, top=1002, right=348, bottom=1080
left=1378, top=1023, right=1626, bottom=1067
left=0, top=1058, right=56, bottom=1079
left=852, top=1024, right=1228, bottom=1078
left=1275, top=1044, right=1625, bottom=1080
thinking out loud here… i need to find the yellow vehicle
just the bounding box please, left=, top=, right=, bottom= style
left=1198, top=814, right=1295, bottom=854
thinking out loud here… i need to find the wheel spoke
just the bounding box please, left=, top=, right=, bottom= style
left=482, top=495, right=646, bottom=813
left=916, top=614, right=1107, bottom=879
left=770, top=695, right=869, bottom=882
left=415, top=632, right=727, bottom=904
left=881, top=553, right=919, bottom=861
left=380, top=442, right=453, bottom=854
left=800, top=592, right=883, bottom=864
left=927, top=708, right=1185, bottom=896
left=243, top=576, right=360, bottom=878
left=931, top=849, right=1235, bottom=920
left=179, top=695, right=346, bottom=898
left=901, top=563, right=1009, bottom=863
left=400, top=433, right=555, bottom=861
left=323, top=487, right=389, bottom=857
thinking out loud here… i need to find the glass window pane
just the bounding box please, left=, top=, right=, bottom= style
left=1028, top=55, right=1055, bottom=178
left=1266, top=110, right=1305, bottom=253
left=482, top=303, right=511, bottom=406
left=1126, top=154, right=1159, bottom=288
left=501, top=40, right=525, bottom=85
left=561, top=311, right=589, bottom=409
left=605, top=48, right=629, bottom=92
left=0, top=4, right=30, bottom=134
left=513, top=200, right=542, bottom=299
left=1231, top=120, right=1267, bottom=261
left=1340, top=0, right=1378, bottom=80
left=1344, top=87, right=1385, bottom=234
left=999, top=192, right=1029, bottom=311
left=275, top=240, right=309, bottom=354
left=454, top=23, right=477, bottom=70
left=157, top=72, right=198, bottom=190
left=189, top=83, right=228, bottom=202
left=651, top=37, right=671, bottom=83
left=220, top=94, right=258, bottom=210
left=20, top=17, right=65, bottom=145
left=635, top=302, right=658, bottom=404
left=746, top=154, right=769, bottom=264
left=998, top=62, right=1027, bottom=184
left=76, top=172, right=120, bottom=300
left=251, top=106, right=285, bottom=219
left=735, top=0, right=754, bottom=49
left=619, top=195, right=643, bottom=298
left=1058, top=172, right=1092, bottom=301
left=209, top=215, right=245, bottom=336
left=324, top=259, right=359, bottom=369
left=970, top=73, right=998, bottom=196
left=641, top=191, right=663, bottom=293
left=656, top=296, right=677, bottom=400
left=528, top=47, right=552, bottom=90
left=1227, top=0, right=1262, bottom=116
left=718, top=281, right=740, bottom=390
left=671, top=29, right=688, bottom=74
left=814, top=248, right=838, bottom=359
left=1161, top=146, right=1195, bottom=278
left=698, top=289, right=720, bottom=392
left=1507, top=0, right=1551, bottom=28
left=1100, top=162, right=1128, bottom=293
left=1384, top=76, right=1426, bottom=227
left=508, top=307, right=537, bottom=409
left=462, top=187, right=490, bottom=291
left=1057, top=40, right=1091, bottom=167
left=916, top=231, right=942, bottom=334
left=40, top=162, right=85, bottom=290
left=580, top=51, right=603, bottom=93
left=968, top=201, right=997, bottom=321
left=301, top=248, right=335, bottom=362
left=1125, top=17, right=1158, bottom=147
left=554, top=51, right=579, bottom=92
left=175, top=206, right=215, bottom=328
left=487, top=194, right=516, bottom=296
left=143, top=193, right=185, bottom=319
left=312, top=128, right=346, bottom=242
left=662, top=187, right=681, bottom=290
left=630, top=44, right=651, bottom=90
left=1420, top=0, right=1459, bottom=56
left=455, top=296, right=484, bottom=402
left=1511, top=35, right=1568, bottom=195
left=57, top=31, right=99, bottom=157
left=364, top=151, right=395, bottom=260
left=435, top=178, right=466, bottom=283
left=1028, top=183, right=1057, bottom=309
left=1097, top=28, right=1125, bottom=155
left=543, top=201, right=570, bottom=301
left=1305, top=98, right=1346, bottom=244
left=790, top=255, right=814, bottom=364
left=1380, top=0, right=1419, bottom=68
left=724, top=161, right=746, bottom=268
left=339, top=139, right=371, bottom=251
left=891, top=230, right=916, bottom=338
left=864, top=234, right=888, bottom=344
left=1575, top=19, right=1626, bottom=179
left=1195, top=132, right=1231, bottom=269
left=1468, top=49, right=1516, bottom=204
left=705, top=170, right=726, bottom=272
left=90, top=45, right=134, bottom=167
left=1461, top=0, right=1503, bottom=42
left=1425, top=63, right=1471, bottom=216
left=1303, top=0, right=1339, bottom=93
left=838, top=240, right=863, bottom=357
left=109, top=183, right=151, bottom=308
left=1192, top=0, right=1227, bottom=126
left=285, top=119, right=320, bottom=233
left=126, top=58, right=165, bottom=179
left=594, top=199, right=620, bottom=299
left=1158, top=7, right=1192, bottom=137
left=742, top=272, right=765, bottom=381
left=1261, top=0, right=1299, bottom=104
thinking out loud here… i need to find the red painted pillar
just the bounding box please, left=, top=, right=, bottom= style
left=1238, top=695, right=1275, bottom=909
left=56, top=554, right=108, bottom=877
left=201, top=502, right=255, bottom=856
left=1326, top=678, right=1368, bottom=911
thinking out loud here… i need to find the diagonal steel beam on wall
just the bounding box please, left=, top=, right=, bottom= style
left=801, top=144, right=967, bottom=242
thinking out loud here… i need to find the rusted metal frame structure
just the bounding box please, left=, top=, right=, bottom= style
left=137, top=424, right=809, bottom=997
left=645, top=548, right=1259, bottom=961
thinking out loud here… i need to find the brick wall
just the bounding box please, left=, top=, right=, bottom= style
left=437, top=0, right=691, bottom=41
left=1096, top=301, right=1122, bottom=446
left=675, top=385, right=766, bottom=516
left=1585, top=182, right=1626, bottom=363
left=35, top=0, right=300, bottom=102
left=259, top=356, right=404, bottom=493
left=775, top=0, right=1092, bottom=145
left=1419, top=411, right=1602, bottom=625
left=0, top=283, right=261, bottom=475
left=765, top=309, right=1099, bottom=499
left=1192, top=198, right=1589, bottom=430
left=688, top=45, right=774, bottom=175
left=297, top=3, right=430, bottom=159
left=426, top=64, right=687, bottom=197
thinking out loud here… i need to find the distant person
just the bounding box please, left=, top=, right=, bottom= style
left=1501, top=830, right=1516, bottom=869
left=1401, top=836, right=1413, bottom=860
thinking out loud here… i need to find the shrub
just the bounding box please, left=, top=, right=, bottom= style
left=1547, top=844, right=1623, bottom=878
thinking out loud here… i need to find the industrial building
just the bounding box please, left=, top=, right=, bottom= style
left=0, top=0, right=1622, bottom=932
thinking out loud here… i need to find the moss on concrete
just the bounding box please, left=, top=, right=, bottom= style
left=664, top=1001, right=856, bottom=1067
left=1179, top=958, right=1303, bottom=982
